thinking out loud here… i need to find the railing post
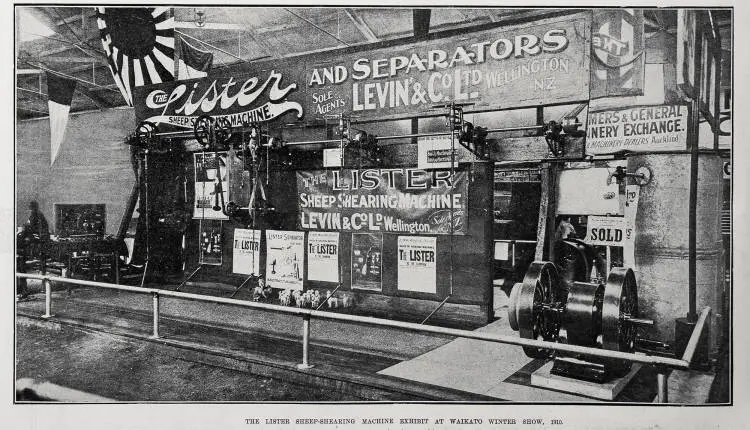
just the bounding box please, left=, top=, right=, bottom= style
left=42, top=276, right=52, bottom=319
left=656, top=371, right=669, bottom=403
left=150, top=291, right=160, bottom=339
left=296, top=314, right=313, bottom=370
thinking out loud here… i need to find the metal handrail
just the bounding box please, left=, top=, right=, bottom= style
left=16, top=272, right=712, bottom=401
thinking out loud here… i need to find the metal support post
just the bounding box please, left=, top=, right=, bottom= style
left=150, top=292, right=160, bottom=339
left=42, top=276, right=52, bottom=319
left=656, top=372, right=669, bottom=403
left=113, top=251, right=120, bottom=285
left=296, top=314, right=313, bottom=370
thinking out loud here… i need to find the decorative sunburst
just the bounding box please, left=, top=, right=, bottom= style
left=97, top=7, right=175, bottom=106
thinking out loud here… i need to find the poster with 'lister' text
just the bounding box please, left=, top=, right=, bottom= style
left=265, top=230, right=305, bottom=290
left=397, top=236, right=437, bottom=294
left=307, top=231, right=340, bottom=283
left=232, top=229, right=261, bottom=276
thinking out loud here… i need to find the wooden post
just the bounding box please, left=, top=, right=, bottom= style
left=535, top=163, right=558, bottom=261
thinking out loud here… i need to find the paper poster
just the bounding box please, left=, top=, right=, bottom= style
left=265, top=230, right=304, bottom=290
left=351, top=233, right=382, bottom=291
left=232, top=229, right=261, bottom=275
left=199, top=220, right=223, bottom=266
left=623, top=185, right=640, bottom=268
left=585, top=216, right=628, bottom=247
left=194, top=152, right=229, bottom=220
left=397, top=236, right=437, bottom=293
left=307, top=231, right=340, bottom=283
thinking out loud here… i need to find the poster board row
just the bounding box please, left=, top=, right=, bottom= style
left=232, top=229, right=437, bottom=294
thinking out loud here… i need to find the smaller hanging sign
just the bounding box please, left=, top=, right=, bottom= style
left=323, top=148, right=343, bottom=167
left=417, top=136, right=477, bottom=169
left=397, top=236, right=437, bottom=294
left=307, top=231, right=340, bottom=283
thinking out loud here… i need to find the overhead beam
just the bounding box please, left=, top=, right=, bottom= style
left=76, top=87, right=108, bottom=109
left=54, top=9, right=96, bottom=27
left=26, top=8, right=105, bottom=60
left=413, top=9, right=431, bottom=40
left=36, top=55, right=104, bottom=63
left=344, top=8, right=378, bottom=42
left=284, top=8, right=349, bottom=46
left=174, top=20, right=244, bottom=30
left=17, top=106, right=50, bottom=115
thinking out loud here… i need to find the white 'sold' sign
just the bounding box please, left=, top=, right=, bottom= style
left=586, top=105, right=688, bottom=155
left=585, top=215, right=630, bottom=247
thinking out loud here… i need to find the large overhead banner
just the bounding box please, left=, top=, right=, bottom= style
left=297, top=168, right=468, bottom=235
left=303, top=13, right=590, bottom=121
left=133, top=13, right=590, bottom=128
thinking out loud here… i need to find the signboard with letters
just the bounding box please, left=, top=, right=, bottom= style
left=586, top=105, right=688, bottom=155
left=133, top=13, right=590, bottom=129
left=296, top=168, right=468, bottom=235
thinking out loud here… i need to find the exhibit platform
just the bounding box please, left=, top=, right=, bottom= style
left=15, top=284, right=716, bottom=403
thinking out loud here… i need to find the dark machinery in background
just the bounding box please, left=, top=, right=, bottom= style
left=507, top=261, right=660, bottom=382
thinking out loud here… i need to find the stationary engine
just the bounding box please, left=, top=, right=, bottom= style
left=508, top=261, right=654, bottom=382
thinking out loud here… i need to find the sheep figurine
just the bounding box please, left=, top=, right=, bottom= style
left=341, top=293, right=353, bottom=309
left=252, top=278, right=273, bottom=302
left=279, top=289, right=291, bottom=306
left=252, top=285, right=264, bottom=302
left=292, top=290, right=303, bottom=307
left=326, top=290, right=339, bottom=308
left=310, top=290, right=322, bottom=309
left=301, top=290, right=313, bottom=308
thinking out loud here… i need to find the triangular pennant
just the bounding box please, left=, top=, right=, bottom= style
left=46, top=72, right=77, bottom=165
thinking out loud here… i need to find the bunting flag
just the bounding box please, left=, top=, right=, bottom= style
left=97, top=7, right=175, bottom=106
left=177, top=37, right=213, bottom=80
left=46, top=72, right=77, bottom=166
left=590, top=9, right=645, bottom=99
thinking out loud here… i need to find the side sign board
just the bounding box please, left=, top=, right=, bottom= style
left=586, top=105, right=688, bottom=155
